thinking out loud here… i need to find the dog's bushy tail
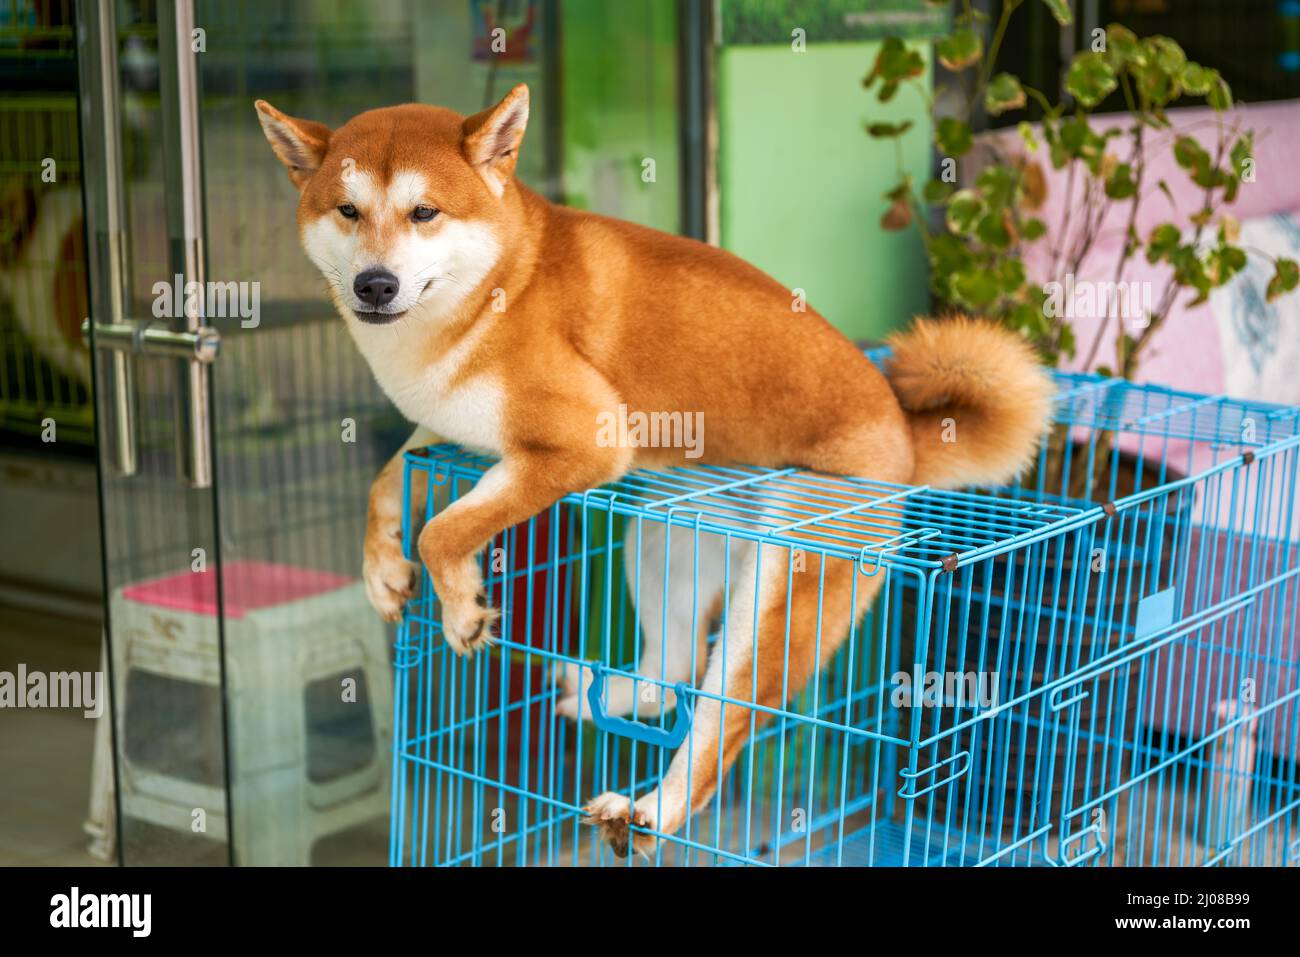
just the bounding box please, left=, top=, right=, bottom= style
left=885, top=315, right=1055, bottom=490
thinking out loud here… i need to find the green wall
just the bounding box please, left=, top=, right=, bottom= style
left=717, top=40, right=932, bottom=342
left=560, top=0, right=681, bottom=232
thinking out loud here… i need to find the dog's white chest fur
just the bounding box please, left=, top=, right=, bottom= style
left=351, top=320, right=504, bottom=455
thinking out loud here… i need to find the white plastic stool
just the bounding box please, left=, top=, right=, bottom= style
left=88, top=559, right=391, bottom=864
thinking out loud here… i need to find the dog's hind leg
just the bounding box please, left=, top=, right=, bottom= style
left=585, top=532, right=885, bottom=859
left=584, top=442, right=908, bottom=860
left=557, top=518, right=738, bottom=720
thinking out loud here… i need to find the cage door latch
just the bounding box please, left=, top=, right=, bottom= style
left=583, top=663, right=693, bottom=749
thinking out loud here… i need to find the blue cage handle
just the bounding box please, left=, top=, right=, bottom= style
left=583, top=662, right=693, bottom=749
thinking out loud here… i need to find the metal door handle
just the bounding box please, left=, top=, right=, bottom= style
left=84, top=320, right=220, bottom=363
left=82, top=0, right=219, bottom=490
left=82, top=318, right=221, bottom=489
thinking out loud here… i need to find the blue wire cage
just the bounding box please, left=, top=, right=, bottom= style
left=390, top=365, right=1300, bottom=867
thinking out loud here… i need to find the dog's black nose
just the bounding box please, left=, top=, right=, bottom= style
left=353, top=269, right=400, bottom=308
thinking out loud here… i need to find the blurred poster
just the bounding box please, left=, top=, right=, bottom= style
left=471, top=0, right=539, bottom=64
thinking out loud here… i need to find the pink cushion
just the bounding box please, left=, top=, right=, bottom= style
left=122, top=559, right=353, bottom=620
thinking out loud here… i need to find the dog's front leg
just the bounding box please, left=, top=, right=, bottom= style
left=419, top=448, right=627, bottom=655
left=363, top=426, right=442, bottom=621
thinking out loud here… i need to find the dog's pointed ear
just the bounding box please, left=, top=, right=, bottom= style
left=255, top=100, right=331, bottom=190
left=461, top=84, right=529, bottom=197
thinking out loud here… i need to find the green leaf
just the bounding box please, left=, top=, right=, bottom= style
left=1169, top=246, right=1211, bottom=302
left=1057, top=323, right=1077, bottom=359
left=946, top=189, right=985, bottom=235
left=1208, top=244, right=1247, bottom=285
left=1146, top=223, right=1181, bottom=263
left=1040, top=0, right=1073, bottom=26
left=976, top=211, right=1013, bottom=250
left=935, top=116, right=973, bottom=157
left=995, top=256, right=1028, bottom=293
left=866, top=120, right=915, bottom=138
left=976, top=165, right=1019, bottom=207
left=985, top=73, right=1027, bottom=116
left=1011, top=304, right=1052, bottom=352
left=936, top=28, right=982, bottom=71
left=1022, top=217, right=1047, bottom=241
left=1104, top=162, right=1138, bottom=200
left=864, top=36, right=926, bottom=94
left=951, top=269, right=1002, bottom=308
left=924, top=232, right=976, bottom=277
left=1054, top=115, right=1108, bottom=174
left=1229, top=134, right=1254, bottom=181
left=1065, top=52, right=1118, bottom=108
left=1173, top=135, right=1216, bottom=188
left=923, top=179, right=955, bottom=204
left=1267, top=258, right=1300, bottom=301
left=884, top=177, right=913, bottom=203
left=1117, top=332, right=1138, bottom=365
left=1147, top=36, right=1187, bottom=74
left=1104, top=24, right=1139, bottom=70
left=1124, top=225, right=1141, bottom=258
left=1130, top=37, right=1186, bottom=105
left=1180, top=62, right=1215, bottom=96
left=1018, top=121, right=1040, bottom=152
left=1207, top=73, right=1233, bottom=111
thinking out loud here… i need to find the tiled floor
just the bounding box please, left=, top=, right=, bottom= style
left=0, top=605, right=108, bottom=866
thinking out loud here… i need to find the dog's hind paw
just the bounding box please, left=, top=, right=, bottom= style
left=583, top=792, right=658, bottom=860
left=554, top=662, right=678, bottom=722
left=554, top=661, right=598, bottom=721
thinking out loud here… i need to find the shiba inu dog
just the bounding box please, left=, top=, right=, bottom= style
left=256, top=85, right=1053, bottom=859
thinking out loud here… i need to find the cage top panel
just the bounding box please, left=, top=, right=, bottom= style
left=407, top=445, right=1092, bottom=574
left=865, top=345, right=1300, bottom=452
left=1050, top=373, right=1300, bottom=449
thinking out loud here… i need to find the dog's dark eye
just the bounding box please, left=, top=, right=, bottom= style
left=412, top=205, right=439, bottom=222
left=338, top=204, right=358, bottom=219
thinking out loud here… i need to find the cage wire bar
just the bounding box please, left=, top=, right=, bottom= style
left=390, top=366, right=1300, bottom=867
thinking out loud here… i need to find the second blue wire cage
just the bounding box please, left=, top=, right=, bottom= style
left=391, top=364, right=1300, bottom=867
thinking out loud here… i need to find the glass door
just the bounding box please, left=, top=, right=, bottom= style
left=81, top=0, right=686, bottom=866
left=79, top=0, right=230, bottom=865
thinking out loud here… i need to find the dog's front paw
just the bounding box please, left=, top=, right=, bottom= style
left=362, top=534, right=419, bottom=622
left=441, top=594, right=498, bottom=655
left=424, top=554, right=498, bottom=655
left=583, top=792, right=659, bottom=860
